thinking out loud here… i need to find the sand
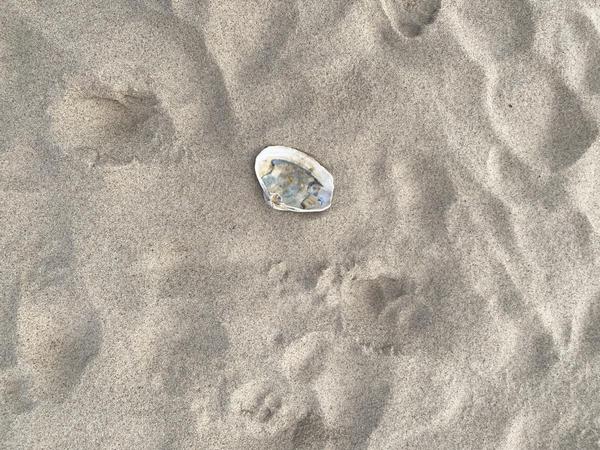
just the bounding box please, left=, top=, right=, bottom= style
left=2, top=0, right=600, bottom=448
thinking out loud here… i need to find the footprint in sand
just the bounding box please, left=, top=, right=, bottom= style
left=378, top=0, right=441, bottom=37
left=308, top=339, right=390, bottom=448
left=195, top=332, right=390, bottom=449
left=503, top=387, right=600, bottom=449
left=11, top=205, right=102, bottom=404
left=130, top=299, right=229, bottom=397
left=48, top=12, right=233, bottom=167
left=195, top=374, right=316, bottom=450
left=487, top=146, right=599, bottom=353
left=387, top=153, right=456, bottom=240
left=16, top=288, right=101, bottom=403
left=449, top=0, right=599, bottom=173
left=446, top=200, right=560, bottom=379
left=229, top=377, right=313, bottom=445
left=0, top=369, right=32, bottom=442
left=486, top=61, right=598, bottom=173
left=48, top=76, right=175, bottom=166
left=189, top=1, right=298, bottom=80
left=448, top=0, right=535, bottom=63
left=339, top=271, right=429, bottom=353
left=537, top=8, right=600, bottom=96
left=178, top=1, right=321, bottom=136
left=0, top=370, right=31, bottom=414
left=282, top=333, right=390, bottom=448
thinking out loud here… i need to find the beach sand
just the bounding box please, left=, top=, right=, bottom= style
left=2, top=0, right=600, bottom=448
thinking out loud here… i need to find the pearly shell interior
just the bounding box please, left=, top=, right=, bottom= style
left=255, top=146, right=334, bottom=212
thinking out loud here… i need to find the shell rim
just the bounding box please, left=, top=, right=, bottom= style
left=255, top=145, right=334, bottom=213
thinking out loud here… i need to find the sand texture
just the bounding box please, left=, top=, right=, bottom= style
left=2, top=0, right=600, bottom=448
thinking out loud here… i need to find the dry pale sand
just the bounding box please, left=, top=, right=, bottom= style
left=2, top=0, right=600, bottom=448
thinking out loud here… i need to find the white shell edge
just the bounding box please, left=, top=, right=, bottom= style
left=255, top=146, right=334, bottom=212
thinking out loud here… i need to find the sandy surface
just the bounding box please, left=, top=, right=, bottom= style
left=2, top=0, right=600, bottom=448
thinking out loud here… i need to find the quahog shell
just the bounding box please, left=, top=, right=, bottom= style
left=255, top=146, right=334, bottom=212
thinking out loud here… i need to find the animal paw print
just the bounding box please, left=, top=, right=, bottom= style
left=229, top=377, right=309, bottom=439
left=266, top=260, right=343, bottom=311
left=340, top=269, right=428, bottom=353
left=237, top=386, right=282, bottom=423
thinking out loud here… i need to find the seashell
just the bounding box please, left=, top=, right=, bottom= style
left=255, top=146, right=334, bottom=212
